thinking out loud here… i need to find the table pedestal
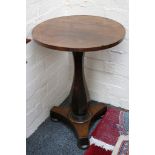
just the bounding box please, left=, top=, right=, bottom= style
left=50, top=52, right=107, bottom=149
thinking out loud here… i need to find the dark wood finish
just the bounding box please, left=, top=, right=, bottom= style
left=32, top=15, right=125, bottom=149
left=32, top=15, right=125, bottom=52
left=70, top=52, right=89, bottom=122
left=50, top=101, right=107, bottom=149
left=26, top=38, right=31, bottom=64
left=26, top=38, right=31, bottom=44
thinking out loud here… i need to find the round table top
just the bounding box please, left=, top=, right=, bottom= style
left=32, top=15, right=125, bottom=52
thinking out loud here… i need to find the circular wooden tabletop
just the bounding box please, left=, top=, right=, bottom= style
left=32, top=15, right=125, bottom=52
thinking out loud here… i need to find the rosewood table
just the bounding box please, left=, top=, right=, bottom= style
left=32, top=15, right=125, bottom=149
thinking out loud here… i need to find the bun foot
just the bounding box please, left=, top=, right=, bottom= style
left=51, top=117, right=59, bottom=122
left=50, top=111, right=59, bottom=122
left=77, top=138, right=89, bottom=149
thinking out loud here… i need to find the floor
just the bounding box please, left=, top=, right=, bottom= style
left=26, top=113, right=100, bottom=155
left=26, top=97, right=104, bottom=155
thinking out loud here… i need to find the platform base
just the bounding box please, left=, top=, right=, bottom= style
left=50, top=101, right=107, bottom=149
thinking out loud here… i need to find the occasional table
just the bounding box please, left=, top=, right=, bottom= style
left=32, top=15, right=125, bottom=149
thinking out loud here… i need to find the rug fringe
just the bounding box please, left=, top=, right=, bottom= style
left=90, top=136, right=114, bottom=151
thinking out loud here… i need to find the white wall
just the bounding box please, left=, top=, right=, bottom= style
left=65, top=0, right=129, bottom=109
left=26, top=0, right=70, bottom=137
left=26, top=0, right=128, bottom=137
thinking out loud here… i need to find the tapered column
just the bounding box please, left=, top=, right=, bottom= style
left=50, top=51, right=107, bottom=149
left=70, top=52, right=90, bottom=122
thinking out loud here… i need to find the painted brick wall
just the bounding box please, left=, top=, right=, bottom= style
left=26, top=42, right=70, bottom=137
left=26, top=0, right=70, bottom=137
left=27, top=0, right=128, bottom=137
left=64, top=0, right=129, bottom=109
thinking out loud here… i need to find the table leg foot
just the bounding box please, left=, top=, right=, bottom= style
left=50, top=116, right=59, bottom=122
left=77, top=137, right=89, bottom=149
left=50, top=102, right=107, bottom=149
left=50, top=106, right=70, bottom=123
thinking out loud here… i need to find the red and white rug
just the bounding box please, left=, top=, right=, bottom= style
left=85, top=108, right=129, bottom=155
left=112, top=135, right=129, bottom=155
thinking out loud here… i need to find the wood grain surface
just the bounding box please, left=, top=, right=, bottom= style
left=32, top=15, right=125, bottom=52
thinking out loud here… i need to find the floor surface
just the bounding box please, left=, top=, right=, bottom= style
left=26, top=116, right=99, bottom=155
left=27, top=98, right=102, bottom=155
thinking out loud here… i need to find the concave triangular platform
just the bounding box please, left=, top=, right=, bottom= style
left=50, top=101, right=107, bottom=149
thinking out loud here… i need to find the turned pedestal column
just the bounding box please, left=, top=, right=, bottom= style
left=32, top=15, right=125, bottom=149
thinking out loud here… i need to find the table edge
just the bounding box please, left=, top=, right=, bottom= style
left=33, top=36, right=125, bottom=52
